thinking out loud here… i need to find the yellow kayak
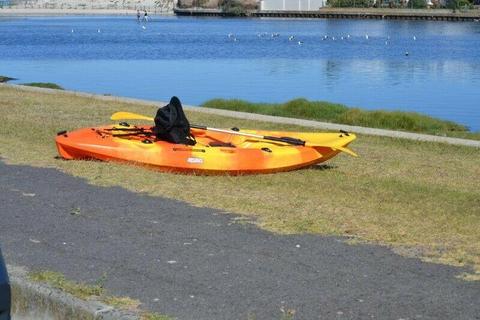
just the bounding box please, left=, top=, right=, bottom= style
left=56, top=124, right=356, bottom=175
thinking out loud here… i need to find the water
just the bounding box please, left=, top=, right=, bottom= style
left=1, top=16, right=479, bottom=130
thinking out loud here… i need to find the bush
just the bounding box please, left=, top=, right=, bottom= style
left=446, top=0, right=473, bottom=9
left=408, top=0, right=427, bottom=8
left=221, top=0, right=248, bottom=15
left=327, top=0, right=374, bottom=7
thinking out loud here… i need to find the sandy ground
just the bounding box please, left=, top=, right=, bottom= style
left=0, top=8, right=173, bottom=16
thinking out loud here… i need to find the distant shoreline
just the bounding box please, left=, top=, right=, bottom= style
left=174, top=7, right=480, bottom=21
left=2, top=7, right=479, bottom=21
left=0, top=8, right=173, bottom=17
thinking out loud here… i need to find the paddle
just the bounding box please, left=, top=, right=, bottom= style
left=110, top=111, right=357, bottom=156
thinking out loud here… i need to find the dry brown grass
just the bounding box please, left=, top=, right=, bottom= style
left=1, top=85, right=479, bottom=277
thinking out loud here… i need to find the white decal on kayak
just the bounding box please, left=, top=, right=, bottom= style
left=187, top=157, right=203, bottom=164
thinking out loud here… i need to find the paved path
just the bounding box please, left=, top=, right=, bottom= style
left=0, top=162, right=479, bottom=320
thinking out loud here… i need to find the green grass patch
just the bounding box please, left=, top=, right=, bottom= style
left=202, top=98, right=480, bottom=140
left=29, top=271, right=104, bottom=299
left=21, top=82, right=64, bottom=90
left=1, top=86, right=479, bottom=276
left=142, top=314, right=176, bottom=320
left=29, top=270, right=174, bottom=319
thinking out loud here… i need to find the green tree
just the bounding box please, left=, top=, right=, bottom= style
left=446, top=0, right=473, bottom=9
left=408, top=0, right=427, bottom=8
left=221, top=0, right=247, bottom=15
left=327, top=0, right=373, bottom=8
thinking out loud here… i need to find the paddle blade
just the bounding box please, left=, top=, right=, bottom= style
left=333, top=146, right=358, bottom=157
left=308, top=143, right=358, bottom=157
left=111, top=112, right=154, bottom=122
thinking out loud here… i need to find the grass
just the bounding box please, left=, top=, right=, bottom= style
left=202, top=98, right=480, bottom=140
left=29, top=270, right=174, bottom=320
left=142, top=314, right=176, bottom=320
left=21, top=82, right=64, bottom=90
left=456, top=271, right=480, bottom=282
left=1, top=85, right=479, bottom=278
left=29, top=271, right=104, bottom=300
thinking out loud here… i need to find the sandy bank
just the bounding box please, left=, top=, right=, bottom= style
left=0, top=8, right=173, bottom=16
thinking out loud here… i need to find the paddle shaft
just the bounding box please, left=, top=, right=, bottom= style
left=190, top=125, right=306, bottom=146
left=109, top=111, right=357, bottom=156
left=110, top=112, right=306, bottom=146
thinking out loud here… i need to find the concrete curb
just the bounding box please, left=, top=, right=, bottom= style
left=2, top=83, right=479, bottom=148
left=8, top=265, right=139, bottom=320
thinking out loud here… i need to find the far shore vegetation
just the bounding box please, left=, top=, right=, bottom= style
left=325, top=0, right=474, bottom=9
left=0, top=75, right=16, bottom=83
left=178, top=0, right=476, bottom=11
left=202, top=98, right=480, bottom=140
left=1, top=85, right=479, bottom=279
left=177, top=0, right=477, bottom=15
left=0, top=75, right=64, bottom=90
left=21, top=82, right=64, bottom=90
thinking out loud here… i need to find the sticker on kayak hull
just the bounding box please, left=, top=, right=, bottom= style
left=187, top=157, right=204, bottom=164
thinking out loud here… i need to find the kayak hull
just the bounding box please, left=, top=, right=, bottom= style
left=55, top=125, right=356, bottom=175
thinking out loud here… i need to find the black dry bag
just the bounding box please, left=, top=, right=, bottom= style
left=153, top=96, right=196, bottom=145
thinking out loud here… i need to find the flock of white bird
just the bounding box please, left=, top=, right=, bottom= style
left=68, top=26, right=417, bottom=55
left=226, top=31, right=417, bottom=54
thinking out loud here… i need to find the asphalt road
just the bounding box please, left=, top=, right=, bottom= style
left=0, top=162, right=479, bottom=320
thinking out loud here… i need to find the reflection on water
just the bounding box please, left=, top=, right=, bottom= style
left=0, top=16, right=479, bottom=129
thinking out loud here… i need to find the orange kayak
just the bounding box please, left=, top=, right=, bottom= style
left=55, top=124, right=356, bottom=175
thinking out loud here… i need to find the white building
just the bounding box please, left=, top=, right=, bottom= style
left=260, top=0, right=326, bottom=11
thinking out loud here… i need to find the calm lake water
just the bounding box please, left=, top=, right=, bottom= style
left=1, top=16, right=479, bottom=130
